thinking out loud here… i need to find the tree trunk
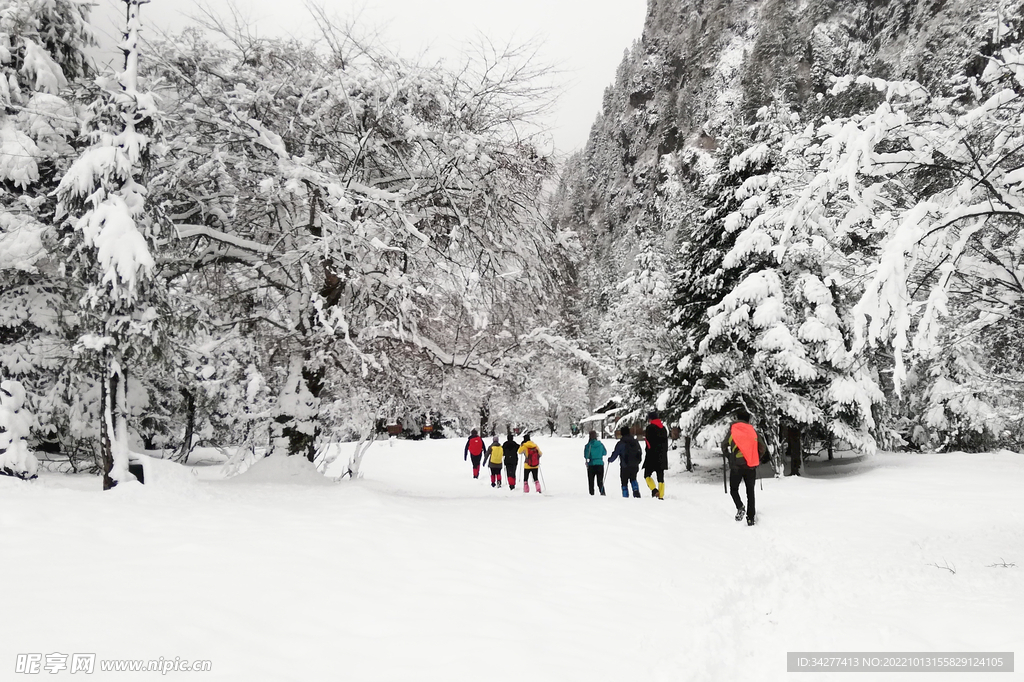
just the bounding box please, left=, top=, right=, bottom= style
left=827, top=434, right=834, bottom=461
left=345, top=426, right=376, bottom=478
left=788, top=425, right=803, bottom=476
left=99, top=360, right=114, bottom=490
left=684, top=435, right=692, bottom=472
left=101, top=355, right=131, bottom=490
left=779, top=423, right=787, bottom=474
left=176, top=387, right=196, bottom=463
left=479, top=403, right=490, bottom=436
left=271, top=354, right=324, bottom=462
left=110, top=358, right=132, bottom=482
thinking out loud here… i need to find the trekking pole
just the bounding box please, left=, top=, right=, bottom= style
left=723, top=458, right=727, bottom=494
left=539, top=466, right=547, bottom=494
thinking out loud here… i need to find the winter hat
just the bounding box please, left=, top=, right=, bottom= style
left=492, top=436, right=500, bottom=443
left=647, top=410, right=659, bottom=420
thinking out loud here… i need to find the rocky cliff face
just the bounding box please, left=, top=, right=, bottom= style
left=555, top=0, right=1020, bottom=364
left=558, top=0, right=1015, bottom=252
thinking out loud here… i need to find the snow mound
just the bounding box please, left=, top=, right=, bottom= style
left=135, top=454, right=201, bottom=494
left=0, top=473, right=33, bottom=491
left=226, top=454, right=335, bottom=486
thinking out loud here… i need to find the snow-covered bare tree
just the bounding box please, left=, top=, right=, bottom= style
left=521, top=359, right=590, bottom=435
left=798, top=16, right=1024, bottom=449
left=146, top=24, right=571, bottom=472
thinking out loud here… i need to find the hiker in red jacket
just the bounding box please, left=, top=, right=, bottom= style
left=464, top=429, right=485, bottom=479
left=721, top=408, right=769, bottom=526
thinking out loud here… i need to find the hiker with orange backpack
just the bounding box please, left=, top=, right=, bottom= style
left=464, top=429, right=485, bottom=479
left=721, top=408, right=769, bottom=526
left=518, top=433, right=542, bottom=493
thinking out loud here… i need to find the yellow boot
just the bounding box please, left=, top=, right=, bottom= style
left=658, top=482, right=665, bottom=500
left=646, top=477, right=658, bottom=498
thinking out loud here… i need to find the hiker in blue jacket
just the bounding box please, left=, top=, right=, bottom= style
left=608, top=426, right=643, bottom=498
left=583, top=431, right=607, bottom=496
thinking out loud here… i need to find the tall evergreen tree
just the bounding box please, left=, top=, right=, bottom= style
left=0, top=0, right=93, bottom=459
left=664, top=104, right=884, bottom=456
left=55, top=0, right=167, bottom=488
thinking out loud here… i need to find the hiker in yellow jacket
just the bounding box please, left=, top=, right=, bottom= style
left=518, top=433, right=542, bottom=493
left=486, top=437, right=504, bottom=488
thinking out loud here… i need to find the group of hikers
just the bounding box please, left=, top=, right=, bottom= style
left=582, top=411, right=669, bottom=499
left=463, top=408, right=768, bottom=526
left=463, top=430, right=543, bottom=492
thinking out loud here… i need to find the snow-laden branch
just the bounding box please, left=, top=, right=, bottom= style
left=175, top=223, right=276, bottom=255
left=363, top=326, right=503, bottom=378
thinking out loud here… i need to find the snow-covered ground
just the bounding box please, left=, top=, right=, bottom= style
left=2, top=437, right=1021, bottom=681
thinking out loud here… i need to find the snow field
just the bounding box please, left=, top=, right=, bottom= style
left=1, top=438, right=1022, bottom=681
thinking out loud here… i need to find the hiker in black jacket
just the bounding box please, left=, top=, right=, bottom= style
left=608, top=426, right=643, bottom=498
left=644, top=411, right=670, bottom=500
left=502, top=433, right=519, bottom=490
left=721, top=408, right=769, bottom=526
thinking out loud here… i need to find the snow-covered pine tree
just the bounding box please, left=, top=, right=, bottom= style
left=55, top=0, right=166, bottom=489
left=0, top=379, right=38, bottom=479
left=602, top=238, right=672, bottom=415
left=673, top=103, right=885, bottom=458
left=658, top=117, right=778, bottom=448
left=0, top=0, right=93, bottom=457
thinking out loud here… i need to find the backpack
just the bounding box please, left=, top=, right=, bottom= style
left=728, top=423, right=761, bottom=468
left=525, top=445, right=541, bottom=468
left=468, top=437, right=484, bottom=456
left=626, top=438, right=642, bottom=466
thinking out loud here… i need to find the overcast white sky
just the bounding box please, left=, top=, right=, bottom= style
left=89, top=0, right=648, bottom=155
